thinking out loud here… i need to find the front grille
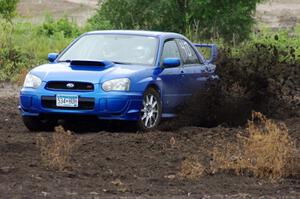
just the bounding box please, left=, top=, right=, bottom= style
left=46, top=81, right=94, bottom=91
left=41, top=96, right=95, bottom=110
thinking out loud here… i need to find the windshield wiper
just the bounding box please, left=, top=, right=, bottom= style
left=58, top=60, right=131, bottom=65
left=57, top=60, right=71, bottom=63
left=112, top=61, right=132, bottom=65
left=58, top=60, right=133, bottom=65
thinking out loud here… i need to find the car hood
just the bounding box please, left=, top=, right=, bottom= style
left=30, top=62, right=152, bottom=84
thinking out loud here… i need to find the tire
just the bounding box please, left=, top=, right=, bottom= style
left=22, top=116, right=57, bottom=132
left=137, top=87, right=162, bottom=131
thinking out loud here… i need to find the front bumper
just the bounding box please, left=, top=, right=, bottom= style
left=19, top=83, right=143, bottom=121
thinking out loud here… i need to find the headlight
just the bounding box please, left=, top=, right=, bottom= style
left=23, top=73, right=42, bottom=89
left=102, top=78, right=130, bottom=92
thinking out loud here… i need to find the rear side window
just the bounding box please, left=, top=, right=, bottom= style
left=177, top=39, right=200, bottom=65
left=161, top=40, right=181, bottom=62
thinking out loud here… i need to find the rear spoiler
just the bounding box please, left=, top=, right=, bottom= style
left=194, top=44, right=218, bottom=64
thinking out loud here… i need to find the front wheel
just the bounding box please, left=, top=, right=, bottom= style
left=137, top=88, right=162, bottom=131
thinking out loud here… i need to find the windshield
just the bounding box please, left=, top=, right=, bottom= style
left=58, top=34, right=158, bottom=65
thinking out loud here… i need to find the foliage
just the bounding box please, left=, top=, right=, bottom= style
left=0, top=20, right=31, bottom=81
left=0, top=18, right=78, bottom=81
left=89, top=0, right=264, bottom=42
left=0, top=0, right=19, bottom=22
left=86, top=11, right=113, bottom=31
left=38, top=15, right=80, bottom=38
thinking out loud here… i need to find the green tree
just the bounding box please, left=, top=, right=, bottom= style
left=89, top=0, right=264, bottom=42
left=0, top=0, right=19, bottom=22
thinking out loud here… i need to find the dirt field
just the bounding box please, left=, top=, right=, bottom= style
left=257, top=0, right=300, bottom=28
left=17, top=0, right=98, bottom=25
left=0, top=83, right=299, bottom=198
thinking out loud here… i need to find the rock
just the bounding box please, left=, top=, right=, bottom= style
left=41, top=191, right=50, bottom=197
left=164, top=174, right=176, bottom=180
left=111, top=179, right=123, bottom=186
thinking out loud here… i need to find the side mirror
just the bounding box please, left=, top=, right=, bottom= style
left=48, top=53, right=58, bottom=63
left=162, top=58, right=181, bottom=68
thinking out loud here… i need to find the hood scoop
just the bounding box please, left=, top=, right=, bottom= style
left=70, top=60, right=114, bottom=67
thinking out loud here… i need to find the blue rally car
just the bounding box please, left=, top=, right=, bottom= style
left=20, top=30, right=218, bottom=131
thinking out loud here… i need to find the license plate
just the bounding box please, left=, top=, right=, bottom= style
left=56, top=94, right=79, bottom=107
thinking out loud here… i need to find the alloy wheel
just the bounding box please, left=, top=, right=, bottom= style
left=141, top=94, right=159, bottom=128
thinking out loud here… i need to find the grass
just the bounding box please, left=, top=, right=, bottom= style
left=36, top=126, right=78, bottom=171
left=210, top=112, right=300, bottom=180
left=16, top=67, right=28, bottom=85
left=178, top=155, right=205, bottom=180
left=0, top=18, right=78, bottom=81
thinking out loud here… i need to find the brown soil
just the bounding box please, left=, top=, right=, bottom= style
left=0, top=84, right=299, bottom=198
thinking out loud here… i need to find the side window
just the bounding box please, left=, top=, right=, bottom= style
left=161, top=40, right=181, bottom=63
left=177, top=39, right=200, bottom=65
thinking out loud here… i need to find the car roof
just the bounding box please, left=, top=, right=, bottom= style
left=86, top=30, right=184, bottom=39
